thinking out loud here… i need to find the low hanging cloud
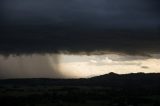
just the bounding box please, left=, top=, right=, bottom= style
left=89, top=57, right=142, bottom=66
left=0, top=0, right=160, bottom=56
left=0, top=31, right=160, bottom=56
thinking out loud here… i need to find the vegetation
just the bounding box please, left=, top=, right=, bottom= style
left=0, top=73, right=160, bottom=106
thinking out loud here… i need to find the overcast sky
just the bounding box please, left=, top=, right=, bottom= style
left=0, top=0, right=160, bottom=78
left=0, top=0, right=159, bottom=56
left=2, top=0, right=160, bottom=29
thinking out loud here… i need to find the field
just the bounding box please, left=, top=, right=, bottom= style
left=0, top=73, right=160, bottom=106
left=0, top=85, right=160, bottom=106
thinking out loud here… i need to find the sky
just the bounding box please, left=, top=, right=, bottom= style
left=0, top=0, right=159, bottom=55
left=0, top=54, right=160, bottom=79
left=0, top=0, right=160, bottom=78
left=2, top=0, right=160, bottom=28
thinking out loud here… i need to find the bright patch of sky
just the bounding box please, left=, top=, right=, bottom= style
left=0, top=54, right=160, bottom=79
left=59, top=54, right=160, bottom=78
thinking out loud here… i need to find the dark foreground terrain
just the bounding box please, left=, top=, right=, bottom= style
left=0, top=73, right=160, bottom=106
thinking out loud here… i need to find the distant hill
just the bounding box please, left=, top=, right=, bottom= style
left=0, top=72, right=160, bottom=90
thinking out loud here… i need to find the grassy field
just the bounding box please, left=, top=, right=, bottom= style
left=0, top=85, right=160, bottom=106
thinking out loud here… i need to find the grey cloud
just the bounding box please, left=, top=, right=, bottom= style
left=0, top=0, right=160, bottom=56
left=141, top=66, right=149, bottom=69
left=2, top=0, right=160, bottom=28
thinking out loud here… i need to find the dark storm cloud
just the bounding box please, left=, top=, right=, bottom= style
left=0, top=0, right=160, bottom=56
left=2, top=0, right=160, bottom=28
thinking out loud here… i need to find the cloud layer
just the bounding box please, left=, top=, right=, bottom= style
left=0, top=0, right=160, bottom=56
left=2, top=0, right=160, bottom=28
